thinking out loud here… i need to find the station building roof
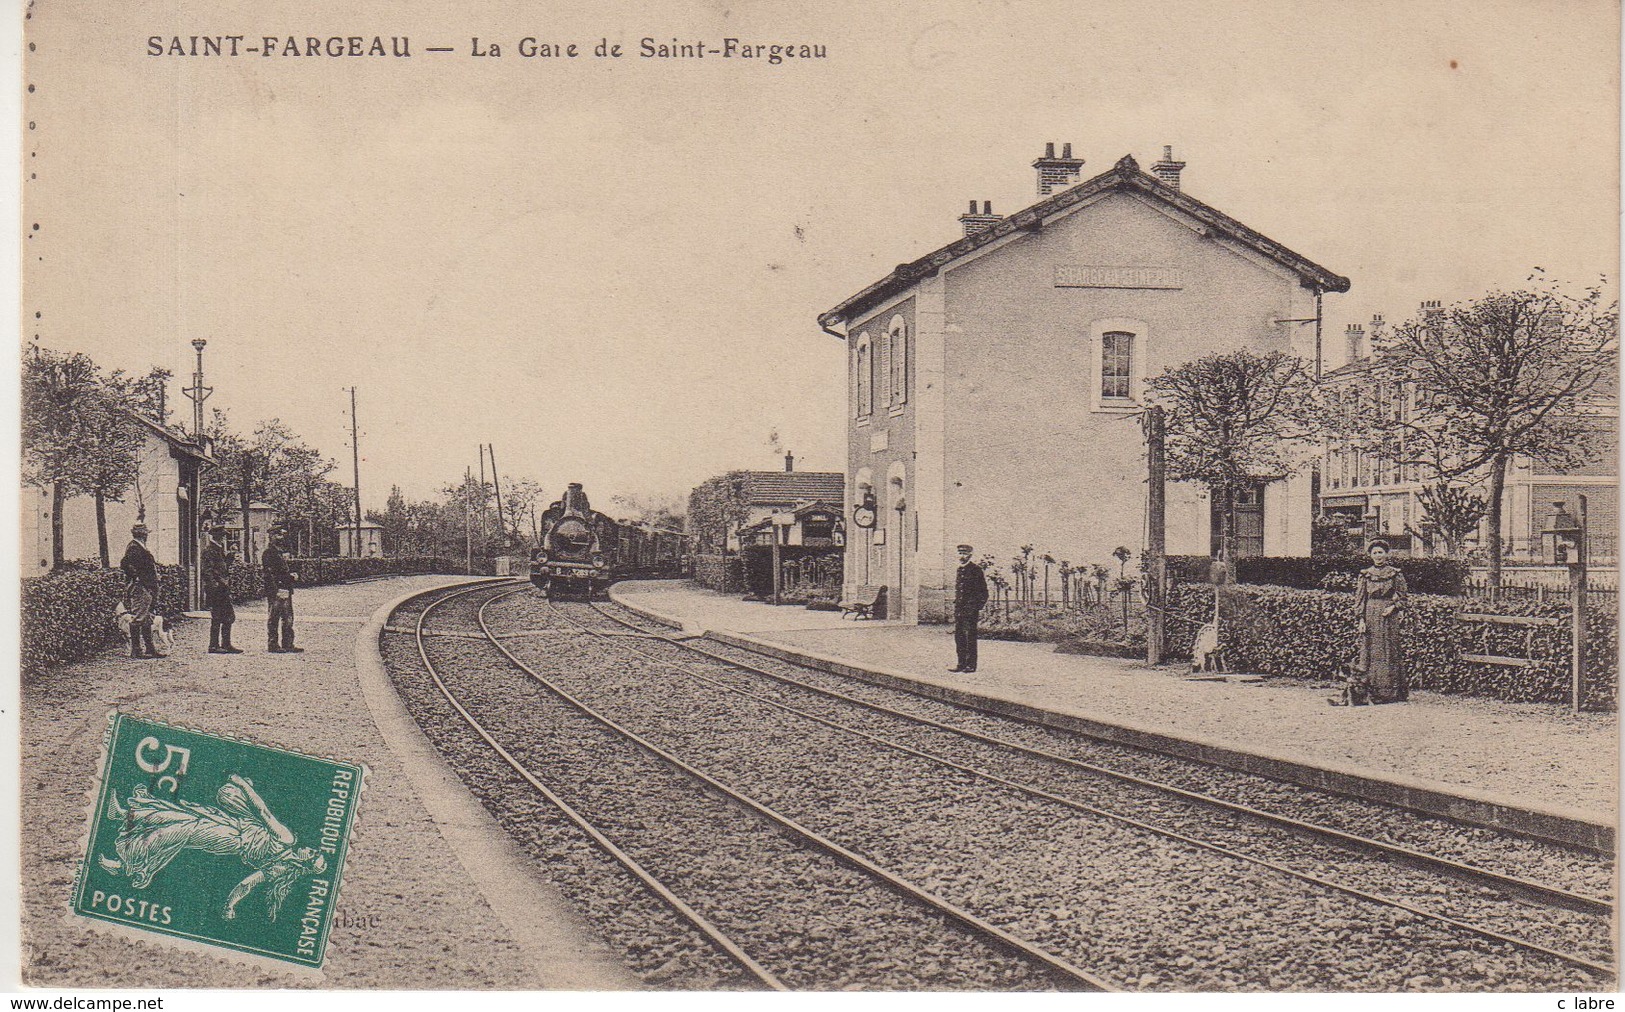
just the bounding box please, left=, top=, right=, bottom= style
left=818, top=153, right=1351, bottom=332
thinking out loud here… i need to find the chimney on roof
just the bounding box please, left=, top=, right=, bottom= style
left=1150, top=145, right=1187, bottom=190
left=1032, top=141, right=1084, bottom=196
left=1345, top=323, right=1365, bottom=364
left=958, top=199, right=1002, bottom=238
left=1419, top=299, right=1444, bottom=321
left=784, top=451, right=794, bottom=473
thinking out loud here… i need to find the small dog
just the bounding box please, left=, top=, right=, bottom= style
left=114, top=604, right=175, bottom=651
left=150, top=614, right=175, bottom=652
left=1190, top=621, right=1224, bottom=673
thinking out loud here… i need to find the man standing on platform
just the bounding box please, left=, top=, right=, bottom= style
left=950, top=543, right=987, bottom=673
left=261, top=529, right=302, bottom=654
left=119, top=523, right=164, bottom=659
left=203, top=526, right=242, bottom=654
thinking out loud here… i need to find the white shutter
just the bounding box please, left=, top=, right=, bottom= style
left=878, top=329, right=890, bottom=408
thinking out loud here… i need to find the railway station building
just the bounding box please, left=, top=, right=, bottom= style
left=817, top=145, right=1350, bottom=623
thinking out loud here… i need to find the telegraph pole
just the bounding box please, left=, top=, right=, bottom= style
left=488, top=444, right=506, bottom=549
left=477, top=445, right=488, bottom=555
left=350, top=387, right=363, bottom=558
left=1572, top=495, right=1589, bottom=714
left=464, top=466, right=474, bottom=574
left=1144, top=405, right=1167, bottom=665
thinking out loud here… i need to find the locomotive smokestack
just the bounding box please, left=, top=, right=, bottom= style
left=784, top=451, right=794, bottom=472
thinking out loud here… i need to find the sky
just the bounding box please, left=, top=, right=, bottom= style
left=21, top=0, right=1621, bottom=515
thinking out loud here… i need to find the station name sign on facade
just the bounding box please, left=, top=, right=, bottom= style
left=1054, top=265, right=1185, bottom=290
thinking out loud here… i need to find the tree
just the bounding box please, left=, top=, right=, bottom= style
left=122, top=366, right=174, bottom=427
left=1147, top=350, right=1322, bottom=571
left=369, top=486, right=411, bottom=555
left=1414, top=481, right=1489, bottom=558
left=611, top=491, right=684, bottom=532
left=82, top=371, right=152, bottom=565
left=1310, top=514, right=1361, bottom=557
left=502, top=478, right=548, bottom=546
left=22, top=347, right=113, bottom=571
left=1356, top=276, right=1617, bottom=589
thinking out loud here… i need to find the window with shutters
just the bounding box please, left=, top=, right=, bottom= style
left=887, top=316, right=908, bottom=408
left=855, top=334, right=873, bottom=418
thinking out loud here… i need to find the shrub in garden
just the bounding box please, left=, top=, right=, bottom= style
left=739, top=545, right=843, bottom=600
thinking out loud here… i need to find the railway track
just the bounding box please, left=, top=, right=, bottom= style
left=496, top=591, right=1611, bottom=989
left=388, top=581, right=1111, bottom=991
left=384, top=580, right=1615, bottom=990
left=584, top=601, right=1615, bottom=917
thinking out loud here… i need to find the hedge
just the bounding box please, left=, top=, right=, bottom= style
left=692, top=553, right=744, bottom=593
left=21, top=556, right=457, bottom=675
left=1167, top=555, right=1469, bottom=596
left=22, top=566, right=189, bottom=675
left=1165, top=582, right=1616, bottom=709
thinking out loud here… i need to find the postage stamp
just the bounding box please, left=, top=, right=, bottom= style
left=72, top=713, right=365, bottom=968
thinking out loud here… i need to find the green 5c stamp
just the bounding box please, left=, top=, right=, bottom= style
left=74, top=714, right=364, bottom=967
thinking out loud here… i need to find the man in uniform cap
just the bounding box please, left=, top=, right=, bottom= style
left=261, top=528, right=302, bottom=653
left=202, top=526, right=242, bottom=653
left=119, top=524, right=164, bottom=659
left=950, top=543, right=988, bottom=673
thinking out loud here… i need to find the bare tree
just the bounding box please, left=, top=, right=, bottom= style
left=1354, top=275, right=1617, bottom=589
left=501, top=478, right=547, bottom=546
left=1147, top=350, right=1322, bottom=571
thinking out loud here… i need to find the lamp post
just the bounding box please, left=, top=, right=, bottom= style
left=893, top=494, right=907, bottom=619
left=1542, top=499, right=1588, bottom=713
left=182, top=338, right=212, bottom=611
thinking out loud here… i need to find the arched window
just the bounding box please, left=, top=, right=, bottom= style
left=887, top=317, right=908, bottom=407
left=855, top=334, right=873, bottom=417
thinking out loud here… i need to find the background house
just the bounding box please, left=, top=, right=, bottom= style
left=687, top=454, right=845, bottom=590
left=1321, top=312, right=1618, bottom=564
left=22, top=412, right=210, bottom=580
left=818, top=145, right=1349, bottom=622
left=336, top=520, right=386, bottom=558
left=219, top=501, right=279, bottom=562
left=738, top=501, right=844, bottom=548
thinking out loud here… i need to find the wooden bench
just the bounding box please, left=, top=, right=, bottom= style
left=839, top=585, right=885, bottom=620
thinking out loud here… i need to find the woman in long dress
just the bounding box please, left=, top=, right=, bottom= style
left=1355, top=539, right=1408, bottom=704
left=99, top=773, right=327, bottom=920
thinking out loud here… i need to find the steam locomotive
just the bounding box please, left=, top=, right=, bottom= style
left=529, top=483, right=688, bottom=597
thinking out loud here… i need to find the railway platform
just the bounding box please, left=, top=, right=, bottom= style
left=610, top=580, right=1619, bottom=846
left=19, top=574, right=637, bottom=990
